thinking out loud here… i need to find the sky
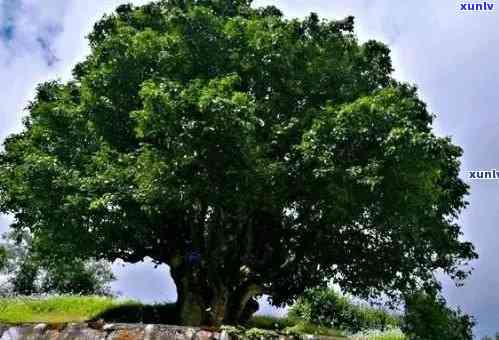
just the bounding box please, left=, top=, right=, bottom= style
left=0, top=0, right=498, bottom=337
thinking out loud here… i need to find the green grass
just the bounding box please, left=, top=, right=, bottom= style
left=247, top=315, right=404, bottom=340
left=0, top=296, right=179, bottom=324
left=246, top=315, right=295, bottom=330
left=247, top=315, right=346, bottom=338
left=285, top=321, right=347, bottom=338
left=0, top=296, right=131, bottom=323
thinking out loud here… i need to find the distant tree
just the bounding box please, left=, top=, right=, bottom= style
left=402, top=292, right=475, bottom=340
left=38, top=259, right=115, bottom=296
left=0, top=0, right=476, bottom=326
left=0, top=246, right=6, bottom=270
left=0, top=246, right=7, bottom=296
left=0, top=232, right=115, bottom=296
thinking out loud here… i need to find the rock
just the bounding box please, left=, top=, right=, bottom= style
left=0, top=323, right=341, bottom=340
left=108, top=328, right=145, bottom=340
left=220, top=330, right=232, bottom=340
left=33, top=324, right=47, bottom=333
left=195, top=330, right=215, bottom=340
left=144, top=324, right=156, bottom=340
left=0, top=326, right=40, bottom=340
left=88, top=319, right=105, bottom=330
left=58, top=324, right=107, bottom=340
left=103, top=323, right=116, bottom=331
left=153, top=325, right=198, bottom=340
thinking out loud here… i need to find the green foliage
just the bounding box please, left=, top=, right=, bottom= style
left=9, top=256, right=39, bottom=296
left=284, top=321, right=346, bottom=338
left=0, top=246, right=8, bottom=298
left=38, top=260, right=115, bottom=296
left=224, top=317, right=346, bottom=338
left=246, top=315, right=295, bottom=330
left=289, top=288, right=400, bottom=334
left=0, top=0, right=476, bottom=324
left=402, top=292, right=474, bottom=340
left=1, top=232, right=115, bottom=296
left=0, top=246, right=6, bottom=270
left=244, top=328, right=279, bottom=339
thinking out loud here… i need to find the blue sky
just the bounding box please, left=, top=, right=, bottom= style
left=1, top=0, right=498, bottom=337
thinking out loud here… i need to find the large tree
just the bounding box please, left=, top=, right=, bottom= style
left=0, top=0, right=476, bottom=326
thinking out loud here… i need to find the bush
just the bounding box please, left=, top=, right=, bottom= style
left=289, top=287, right=401, bottom=334
left=352, top=327, right=406, bottom=340
left=402, top=292, right=474, bottom=340
left=246, top=315, right=295, bottom=330
left=284, top=321, right=346, bottom=338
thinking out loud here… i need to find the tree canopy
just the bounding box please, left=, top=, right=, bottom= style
left=0, top=0, right=476, bottom=326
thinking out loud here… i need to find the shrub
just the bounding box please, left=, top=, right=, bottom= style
left=402, top=292, right=474, bottom=340
left=289, top=287, right=401, bottom=334
left=352, top=327, right=406, bottom=340
left=246, top=315, right=295, bottom=330
left=284, top=321, right=346, bottom=337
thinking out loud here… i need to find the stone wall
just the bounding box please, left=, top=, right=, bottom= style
left=0, top=323, right=336, bottom=340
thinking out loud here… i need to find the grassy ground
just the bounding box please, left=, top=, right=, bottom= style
left=0, top=296, right=125, bottom=323
left=248, top=315, right=406, bottom=339
left=249, top=315, right=347, bottom=338
left=0, top=296, right=179, bottom=324
left=0, top=296, right=404, bottom=340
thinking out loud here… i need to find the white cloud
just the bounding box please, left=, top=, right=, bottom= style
left=0, top=0, right=149, bottom=143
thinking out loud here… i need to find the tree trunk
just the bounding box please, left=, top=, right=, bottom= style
left=171, top=265, right=260, bottom=326
left=224, top=284, right=261, bottom=325
left=176, top=276, right=204, bottom=326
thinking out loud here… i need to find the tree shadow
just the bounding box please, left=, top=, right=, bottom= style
left=90, top=303, right=178, bottom=324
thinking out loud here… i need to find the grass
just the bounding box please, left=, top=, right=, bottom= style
left=247, top=315, right=346, bottom=338
left=246, top=315, right=295, bottom=330
left=285, top=321, right=347, bottom=338
left=0, top=296, right=180, bottom=324
left=247, top=315, right=404, bottom=339
left=0, top=296, right=404, bottom=340
left=0, top=296, right=130, bottom=323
